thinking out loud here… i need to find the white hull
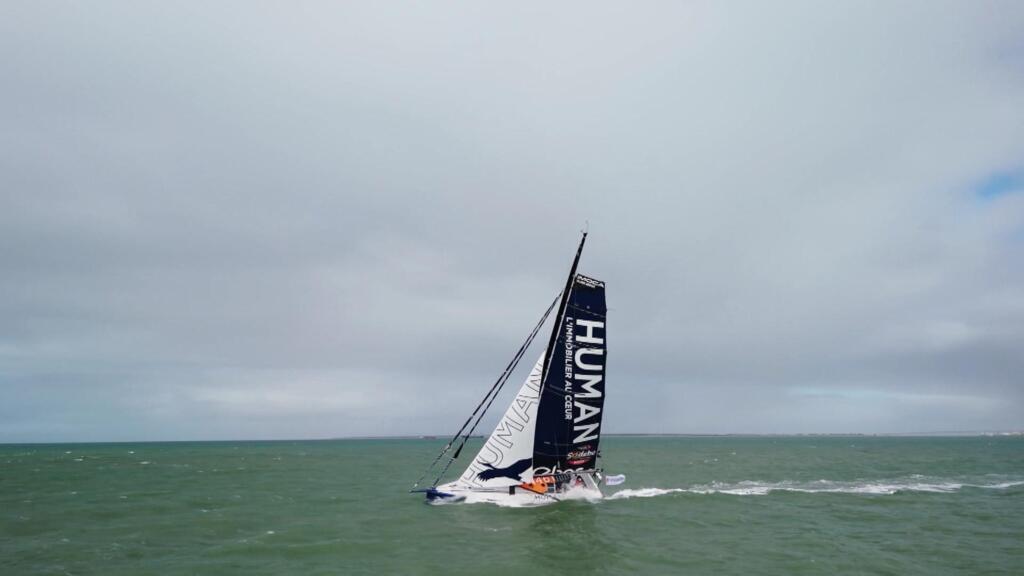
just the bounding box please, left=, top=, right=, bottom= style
left=427, top=471, right=605, bottom=507
left=428, top=482, right=603, bottom=507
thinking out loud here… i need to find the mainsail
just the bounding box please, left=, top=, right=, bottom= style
left=532, top=273, right=608, bottom=474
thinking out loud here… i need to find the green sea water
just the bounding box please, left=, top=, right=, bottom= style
left=2, top=436, right=1022, bottom=575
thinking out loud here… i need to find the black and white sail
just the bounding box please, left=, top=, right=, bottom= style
left=532, top=273, right=607, bottom=475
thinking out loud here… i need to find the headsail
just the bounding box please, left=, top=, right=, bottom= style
left=533, top=273, right=607, bottom=475
left=455, top=354, right=544, bottom=488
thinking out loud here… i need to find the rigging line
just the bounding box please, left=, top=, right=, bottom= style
left=430, top=293, right=559, bottom=487
left=431, top=295, right=559, bottom=486
left=410, top=292, right=560, bottom=490
left=452, top=328, right=533, bottom=457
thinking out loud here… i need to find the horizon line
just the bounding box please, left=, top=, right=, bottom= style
left=3, top=430, right=1022, bottom=446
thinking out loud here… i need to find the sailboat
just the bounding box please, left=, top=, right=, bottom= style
left=411, top=232, right=619, bottom=505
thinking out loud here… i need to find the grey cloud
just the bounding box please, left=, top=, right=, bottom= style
left=1, top=1, right=1023, bottom=441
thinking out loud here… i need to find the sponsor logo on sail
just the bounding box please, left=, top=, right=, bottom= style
left=567, top=444, right=597, bottom=466
left=572, top=318, right=604, bottom=445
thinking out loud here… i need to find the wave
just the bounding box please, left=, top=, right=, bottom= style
left=607, top=477, right=1024, bottom=499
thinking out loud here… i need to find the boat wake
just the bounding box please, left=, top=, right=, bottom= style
left=607, top=477, right=1024, bottom=499
left=434, top=477, right=1023, bottom=506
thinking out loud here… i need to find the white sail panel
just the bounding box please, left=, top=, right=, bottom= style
left=454, top=353, right=544, bottom=488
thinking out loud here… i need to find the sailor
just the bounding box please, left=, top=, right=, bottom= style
left=574, top=475, right=584, bottom=488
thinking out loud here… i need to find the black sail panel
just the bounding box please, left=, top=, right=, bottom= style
left=533, top=274, right=607, bottom=474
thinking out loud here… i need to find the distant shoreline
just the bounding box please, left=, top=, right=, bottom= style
left=2, top=431, right=1021, bottom=446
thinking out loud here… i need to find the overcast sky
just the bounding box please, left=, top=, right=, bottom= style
left=2, top=1, right=1023, bottom=442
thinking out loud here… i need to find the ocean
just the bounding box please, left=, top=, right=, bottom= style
left=2, top=436, right=1022, bottom=575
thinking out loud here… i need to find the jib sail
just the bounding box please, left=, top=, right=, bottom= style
left=456, top=353, right=544, bottom=488
left=532, top=272, right=607, bottom=475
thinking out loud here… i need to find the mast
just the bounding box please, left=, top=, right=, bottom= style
left=532, top=232, right=607, bottom=474
left=539, top=232, right=587, bottom=388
